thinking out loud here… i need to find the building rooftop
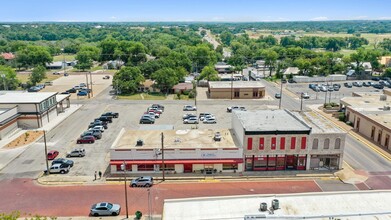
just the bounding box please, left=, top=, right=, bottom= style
left=234, top=110, right=311, bottom=133
left=209, top=81, right=265, bottom=89
left=113, top=129, right=236, bottom=149
left=0, top=92, right=57, bottom=104
left=341, top=93, right=391, bottom=111
left=163, top=191, right=391, bottom=220
left=294, top=111, right=344, bottom=133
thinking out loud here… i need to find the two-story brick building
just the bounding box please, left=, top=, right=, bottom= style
left=232, top=110, right=345, bottom=171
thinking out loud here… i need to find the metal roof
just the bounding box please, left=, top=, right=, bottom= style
left=0, top=92, right=57, bottom=104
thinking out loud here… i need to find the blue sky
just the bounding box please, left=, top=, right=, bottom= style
left=1, top=0, right=391, bottom=22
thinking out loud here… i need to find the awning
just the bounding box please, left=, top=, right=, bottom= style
left=110, top=159, right=243, bottom=165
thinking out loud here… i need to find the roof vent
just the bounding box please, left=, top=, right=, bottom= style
left=136, top=139, right=143, bottom=146
left=384, top=106, right=390, bottom=111
left=259, top=202, right=267, bottom=212
left=380, top=95, right=387, bottom=101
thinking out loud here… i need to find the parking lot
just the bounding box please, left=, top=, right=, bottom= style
left=40, top=73, right=113, bottom=99
left=284, top=79, right=384, bottom=103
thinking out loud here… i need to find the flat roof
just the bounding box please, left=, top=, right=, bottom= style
left=234, top=110, right=311, bottom=133
left=209, top=81, right=265, bottom=89
left=341, top=93, right=390, bottom=111
left=56, top=94, right=70, bottom=102
left=163, top=191, right=391, bottom=220
left=114, top=129, right=236, bottom=149
left=294, top=111, right=344, bottom=133
left=0, top=92, right=57, bottom=104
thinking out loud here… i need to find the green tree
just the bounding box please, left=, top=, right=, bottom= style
left=198, top=66, right=219, bottom=81
left=262, top=50, right=278, bottom=77
left=16, top=45, right=52, bottom=69
left=383, top=68, right=391, bottom=77
left=29, top=65, right=46, bottom=85
left=99, top=37, right=118, bottom=61
left=151, top=67, right=181, bottom=93
left=294, top=58, right=312, bottom=75
left=219, top=31, right=234, bottom=46
left=349, top=48, right=367, bottom=77
left=113, top=66, right=144, bottom=94
left=0, top=65, right=19, bottom=90
left=75, top=46, right=100, bottom=71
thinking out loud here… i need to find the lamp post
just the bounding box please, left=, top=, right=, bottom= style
left=61, top=48, right=66, bottom=75
left=43, top=130, right=49, bottom=175
left=120, top=161, right=129, bottom=219
left=89, top=71, right=93, bottom=97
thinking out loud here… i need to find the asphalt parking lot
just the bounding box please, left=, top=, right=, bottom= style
left=285, top=80, right=384, bottom=103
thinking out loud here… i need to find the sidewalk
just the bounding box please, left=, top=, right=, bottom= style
left=0, top=104, right=82, bottom=171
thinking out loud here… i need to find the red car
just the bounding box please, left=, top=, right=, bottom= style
left=47, top=150, right=59, bottom=160
left=76, top=135, right=95, bottom=144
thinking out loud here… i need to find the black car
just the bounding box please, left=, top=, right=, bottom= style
left=89, top=121, right=108, bottom=129
left=373, top=84, right=384, bottom=89
left=372, top=77, right=380, bottom=81
left=52, top=158, right=74, bottom=167
left=140, top=117, right=155, bottom=124
left=81, top=130, right=102, bottom=139
left=95, top=116, right=112, bottom=123
left=102, top=112, right=119, bottom=118
left=66, top=88, right=77, bottom=93
left=61, top=91, right=70, bottom=95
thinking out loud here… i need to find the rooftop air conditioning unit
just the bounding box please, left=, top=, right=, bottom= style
left=259, top=202, right=267, bottom=212
left=136, top=139, right=143, bottom=146
left=384, top=106, right=390, bottom=111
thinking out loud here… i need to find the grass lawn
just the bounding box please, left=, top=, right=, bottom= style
left=53, top=54, right=76, bottom=62
left=118, top=93, right=167, bottom=100
left=174, top=94, right=194, bottom=100
left=17, top=71, right=62, bottom=83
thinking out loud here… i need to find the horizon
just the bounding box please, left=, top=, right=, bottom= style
left=1, top=0, right=391, bottom=22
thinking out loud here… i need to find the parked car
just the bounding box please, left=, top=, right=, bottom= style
left=344, top=82, right=353, bottom=88
left=66, top=148, right=86, bottom=157
left=203, top=118, right=217, bottom=124
left=45, top=163, right=70, bottom=174
left=102, top=112, right=119, bottom=118
left=363, top=82, right=371, bottom=87
left=89, top=121, right=108, bottom=129
left=81, top=130, right=102, bottom=139
left=77, top=90, right=88, bottom=96
left=183, top=105, right=197, bottom=111
left=199, top=113, right=212, bottom=121
left=77, top=135, right=96, bottom=144
left=183, top=113, right=197, bottom=120
left=139, top=116, right=155, bottom=124
left=130, top=176, right=153, bottom=187
left=320, top=86, right=327, bottom=92
left=151, top=104, right=165, bottom=111
left=52, top=158, right=74, bottom=167
left=372, top=77, right=380, bottom=81
left=89, top=125, right=105, bottom=133
left=47, top=150, right=59, bottom=160
left=44, top=81, right=53, bottom=86
left=145, top=111, right=159, bottom=118
left=147, top=107, right=163, bottom=114
left=90, top=202, right=121, bottom=216
left=53, top=72, right=61, bottom=75
left=95, top=116, right=113, bottom=123
left=373, top=84, right=384, bottom=89
left=301, top=93, right=310, bottom=99
left=184, top=117, right=199, bottom=124
left=227, top=106, right=246, bottom=112
left=28, top=86, right=40, bottom=92
left=274, top=93, right=281, bottom=99
left=60, top=91, right=70, bottom=95
left=66, top=88, right=77, bottom=93
left=102, top=75, right=110, bottom=79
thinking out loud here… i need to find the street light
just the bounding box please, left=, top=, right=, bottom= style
left=61, top=48, right=66, bottom=75
left=279, top=76, right=284, bottom=109
left=120, top=161, right=129, bottom=219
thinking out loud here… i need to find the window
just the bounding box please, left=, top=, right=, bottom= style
left=280, top=137, right=285, bottom=150
left=223, top=164, right=237, bottom=170
left=335, top=138, right=341, bottom=149
left=301, top=137, right=307, bottom=150
left=137, top=164, right=154, bottom=171
left=234, top=90, right=240, bottom=98
left=271, top=137, right=276, bottom=150
left=290, top=137, right=296, bottom=150
left=324, top=138, right=330, bottom=149
left=312, top=138, right=319, bottom=149
left=259, top=137, right=264, bottom=150
left=371, top=126, right=375, bottom=139
left=247, top=138, right=253, bottom=150
left=378, top=130, right=382, bottom=144
left=159, top=164, right=174, bottom=171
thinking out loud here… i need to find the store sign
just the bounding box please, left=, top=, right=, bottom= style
left=201, top=153, right=216, bottom=158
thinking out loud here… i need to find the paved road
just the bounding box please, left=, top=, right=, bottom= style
left=0, top=178, right=321, bottom=217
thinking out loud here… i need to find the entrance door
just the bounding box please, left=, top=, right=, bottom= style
left=285, top=155, right=295, bottom=169
left=204, top=164, right=214, bottom=174
left=184, top=164, right=192, bottom=173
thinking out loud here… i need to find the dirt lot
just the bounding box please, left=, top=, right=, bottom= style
left=40, top=72, right=113, bottom=99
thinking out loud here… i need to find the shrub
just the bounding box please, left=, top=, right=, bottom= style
left=188, top=90, right=196, bottom=98
left=338, top=112, right=346, bottom=121
left=183, top=90, right=190, bottom=95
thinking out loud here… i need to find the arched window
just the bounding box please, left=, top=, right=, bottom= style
left=312, top=139, right=319, bottom=149
left=324, top=138, right=330, bottom=149
left=335, top=138, right=341, bottom=149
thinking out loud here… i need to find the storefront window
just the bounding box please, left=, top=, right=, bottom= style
left=138, top=164, right=154, bottom=171
left=159, top=164, right=175, bottom=171
left=254, top=157, right=267, bottom=169
left=223, top=164, right=237, bottom=170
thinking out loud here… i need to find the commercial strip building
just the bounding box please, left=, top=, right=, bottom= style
left=341, top=90, right=391, bottom=150
left=0, top=92, right=71, bottom=139
left=109, top=129, right=243, bottom=174
left=109, top=109, right=345, bottom=174
left=232, top=110, right=345, bottom=171
left=163, top=190, right=391, bottom=220
left=208, top=81, right=265, bottom=99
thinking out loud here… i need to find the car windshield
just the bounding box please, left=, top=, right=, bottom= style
left=106, top=203, right=113, bottom=209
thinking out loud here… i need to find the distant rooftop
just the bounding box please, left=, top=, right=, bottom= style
left=294, top=111, right=344, bottom=133
left=209, top=81, right=265, bottom=89
left=114, top=129, right=236, bottom=149
left=0, top=92, right=57, bottom=104
left=163, top=191, right=391, bottom=220
left=234, top=110, right=311, bottom=134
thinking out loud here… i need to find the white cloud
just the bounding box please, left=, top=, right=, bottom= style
left=110, top=16, right=118, bottom=20
left=378, top=16, right=391, bottom=20
left=310, top=16, right=328, bottom=21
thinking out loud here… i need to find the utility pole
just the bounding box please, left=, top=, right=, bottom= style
left=300, top=93, right=304, bottom=112
left=89, top=71, right=94, bottom=97
left=44, top=130, right=49, bottom=175
left=324, top=82, right=328, bottom=105
left=161, top=132, right=165, bottom=181
left=85, top=72, right=90, bottom=99
left=279, top=77, right=283, bottom=109
left=121, top=161, right=129, bottom=219
left=231, top=71, right=233, bottom=100
left=148, top=188, right=152, bottom=220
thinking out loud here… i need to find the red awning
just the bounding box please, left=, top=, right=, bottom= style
left=110, top=159, right=243, bottom=165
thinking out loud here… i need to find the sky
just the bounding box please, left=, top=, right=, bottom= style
left=1, top=0, right=391, bottom=22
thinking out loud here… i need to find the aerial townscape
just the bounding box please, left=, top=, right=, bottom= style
left=2, top=0, right=391, bottom=219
